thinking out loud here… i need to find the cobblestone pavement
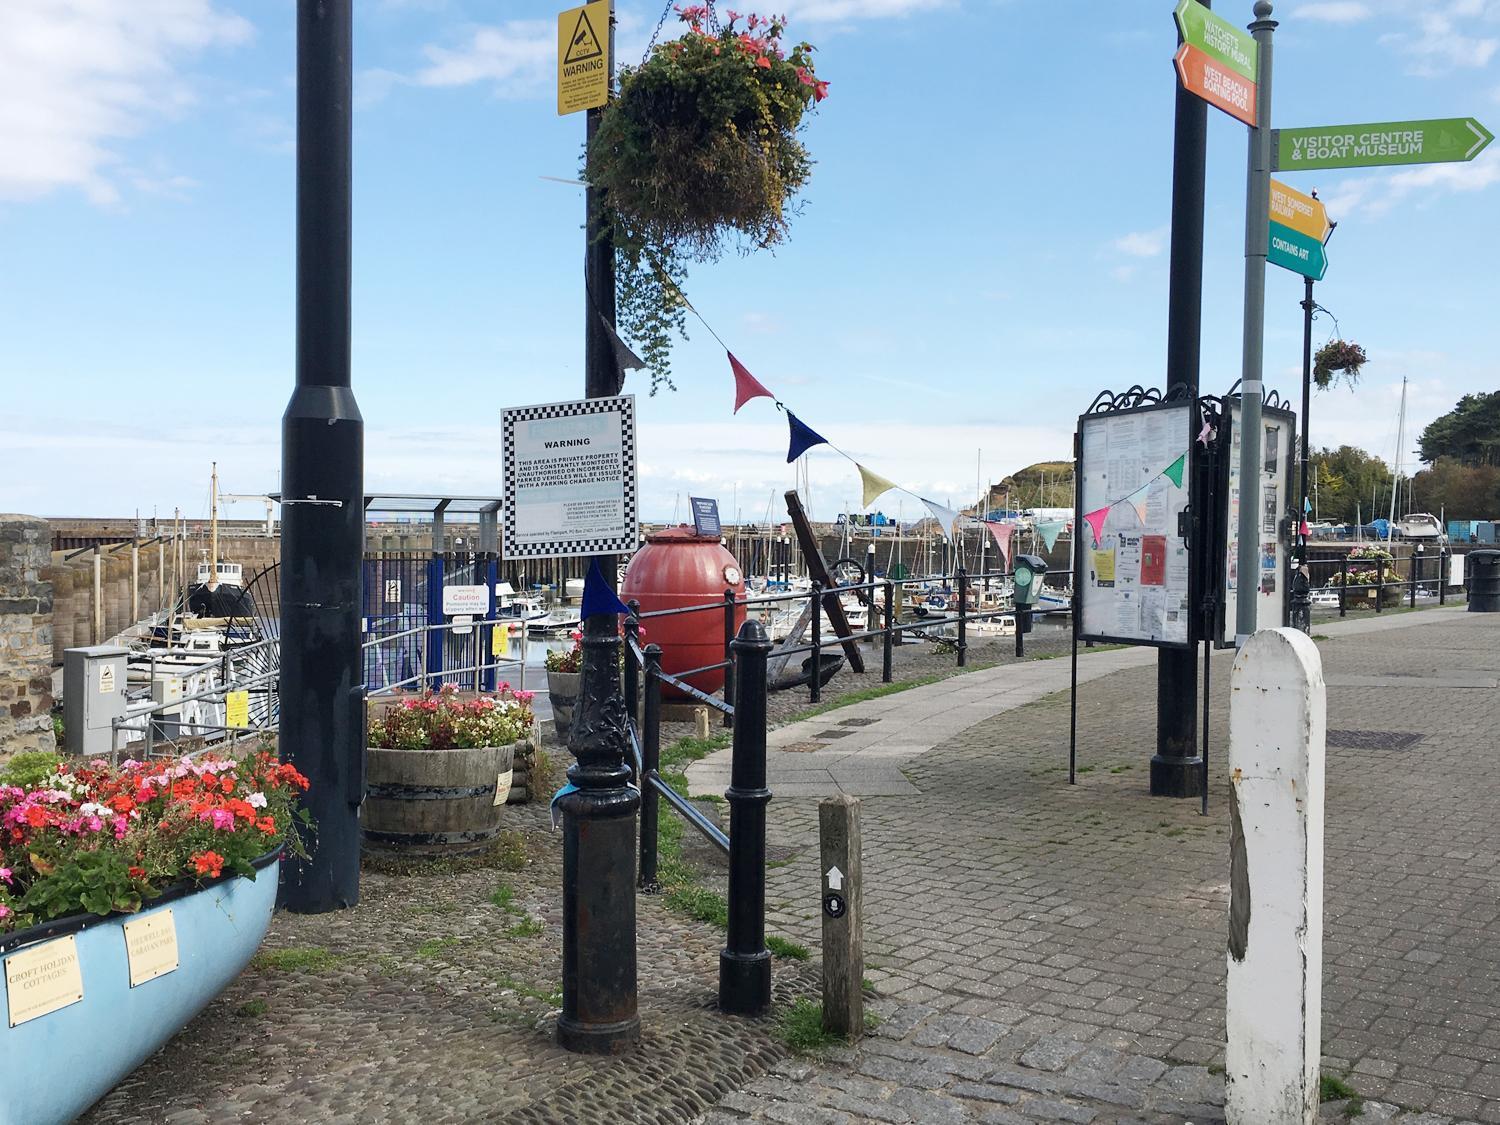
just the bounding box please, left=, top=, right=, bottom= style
left=702, top=609, right=1500, bottom=1123
left=82, top=794, right=818, bottom=1124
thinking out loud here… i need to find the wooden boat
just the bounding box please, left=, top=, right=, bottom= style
left=0, top=850, right=280, bottom=1125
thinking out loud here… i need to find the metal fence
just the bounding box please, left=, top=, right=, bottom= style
left=1305, top=548, right=1470, bottom=616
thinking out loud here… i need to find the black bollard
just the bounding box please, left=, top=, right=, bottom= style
left=720, top=620, right=773, bottom=1016
left=639, top=643, right=662, bottom=893
left=557, top=612, right=641, bottom=1054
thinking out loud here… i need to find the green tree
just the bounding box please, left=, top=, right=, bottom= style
left=1417, top=392, right=1500, bottom=467
left=1309, top=445, right=1393, bottom=524
left=1409, top=459, right=1500, bottom=521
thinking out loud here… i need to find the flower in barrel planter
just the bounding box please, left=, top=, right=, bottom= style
left=0, top=750, right=308, bottom=934
left=1313, top=339, right=1368, bottom=390
left=589, top=5, right=829, bottom=391
left=365, top=685, right=538, bottom=856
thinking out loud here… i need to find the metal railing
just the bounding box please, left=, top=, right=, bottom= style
left=363, top=618, right=532, bottom=698
left=1305, top=548, right=1469, bottom=618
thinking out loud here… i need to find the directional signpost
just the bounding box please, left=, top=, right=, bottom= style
left=1273, top=118, right=1493, bottom=171
left=1268, top=179, right=1330, bottom=281
left=1173, top=0, right=1258, bottom=127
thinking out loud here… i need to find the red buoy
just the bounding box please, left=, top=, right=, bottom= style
left=621, top=526, right=746, bottom=700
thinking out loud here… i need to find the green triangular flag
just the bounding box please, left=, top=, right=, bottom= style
left=1162, top=453, right=1186, bottom=488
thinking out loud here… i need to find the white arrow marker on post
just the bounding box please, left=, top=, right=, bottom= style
left=826, top=866, right=844, bottom=891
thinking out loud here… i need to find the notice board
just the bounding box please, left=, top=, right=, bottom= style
left=1076, top=403, right=1194, bottom=648
left=502, top=395, right=638, bottom=559
left=1217, top=399, right=1296, bottom=646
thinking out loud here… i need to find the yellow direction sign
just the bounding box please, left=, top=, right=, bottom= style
left=558, top=1, right=609, bottom=116
left=1269, top=179, right=1331, bottom=242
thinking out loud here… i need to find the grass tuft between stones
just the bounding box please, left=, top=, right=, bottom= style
left=773, top=998, right=879, bottom=1053
left=235, top=998, right=268, bottom=1018
left=252, top=946, right=350, bottom=973
left=1320, top=1072, right=1363, bottom=1116
left=766, top=936, right=810, bottom=961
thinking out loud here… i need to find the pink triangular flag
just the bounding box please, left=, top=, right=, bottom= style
left=729, top=352, right=774, bottom=414
left=1083, top=507, right=1109, bottom=547
left=984, top=521, right=1014, bottom=566
left=1300, top=519, right=1311, bottom=537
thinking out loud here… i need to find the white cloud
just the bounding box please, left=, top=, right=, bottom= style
left=1112, top=227, right=1169, bottom=258
left=780, top=0, right=954, bottom=22
left=1327, top=149, right=1500, bottom=219
left=411, top=20, right=554, bottom=93
left=1291, top=2, right=1372, bottom=23
left=0, top=0, right=252, bottom=205
left=1381, top=11, right=1498, bottom=76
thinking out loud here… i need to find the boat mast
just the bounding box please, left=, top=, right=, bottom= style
left=976, top=450, right=985, bottom=583
left=208, top=462, right=220, bottom=590
left=1387, top=376, right=1406, bottom=540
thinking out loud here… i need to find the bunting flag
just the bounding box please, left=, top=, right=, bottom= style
left=1037, top=519, right=1068, bottom=551
left=984, top=520, right=1015, bottom=566
left=1299, top=519, right=1311, bottom=537
left=1197, top=419, right=1214, bottom=445
left=1162, top=453, right=1186, bottom=488
left=1304, top=495, right=1312, bottom=514
left=580, top=557, right=630, bottom=620
left=601, top=315, right=647, bottom=389
left=1083, top=507, right=1110, bottom=547
left=921, top=498, right=962, bottom=541
left=857, top=463, right=899, bottom=508
left=730, top=353, right=775, bottom=414
left=786, top=411, right=829, bottom=463
left=1126, top=485, right=1151, bottom=526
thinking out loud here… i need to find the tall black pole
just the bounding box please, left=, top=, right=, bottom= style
left=1152, top=0, right=1208, bottom=798
left=559, top=0, right=639, bottom=1055
left=1288, top=273, right=1316, bottom=632
left=280, top=0, right=365, bottom=912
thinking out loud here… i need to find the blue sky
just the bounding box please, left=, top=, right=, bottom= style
left=3, top=0, right=1497, bottom=524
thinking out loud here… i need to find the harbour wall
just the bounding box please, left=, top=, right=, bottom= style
left=0, top=516, right=55, bottom=754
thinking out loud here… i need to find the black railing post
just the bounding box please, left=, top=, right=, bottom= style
left=1440, top=549, right=1448, bottom=605
left=722, top=587, right=737, bottom=729
left=639, top=643, right=662, bottom=893
left=956, top=567, right=968, bottom=668
left=623, top=601, right=640, bottom=732
left=1339, top=556, right=1348, bottom=617
left=882, top=580, right=894, bottom=684
left=720, top=619, right=772, bottom=1016
left=809, top=581, right=823, bottom=703
left=1376, top=563, right=1384, bottom=613
left=1409, top=553, right=1418, bottom=608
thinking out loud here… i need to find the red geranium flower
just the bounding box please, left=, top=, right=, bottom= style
left=192, top=851, right=225, bottom=878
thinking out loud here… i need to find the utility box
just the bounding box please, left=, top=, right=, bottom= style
left=64, top=645, right=130, bottom=757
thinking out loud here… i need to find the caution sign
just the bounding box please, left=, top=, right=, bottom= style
left=225, top=690, right=250, bottom=729
left=558, top=1, right=609, bottom=116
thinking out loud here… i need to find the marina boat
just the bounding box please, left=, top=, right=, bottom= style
left=968, top=614, right=1017, bottom=636
left=1031, top=586, right=1072, bottom=615
left=494, top=583, right=549, bottom=625
left=1394, top=513, right=1445, bottom=542
left=184, top=465, right=256, bottom=620
left=1310, top=588, right=1342, bottom=608
left=527, top=607, right=581, bottom=635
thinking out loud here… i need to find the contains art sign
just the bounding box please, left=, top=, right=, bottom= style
left=5, top=935, right=84, bottom=1027
left=502, top=395, right=638, bottom=560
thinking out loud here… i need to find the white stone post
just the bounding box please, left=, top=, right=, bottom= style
left=1226, top=628, right=1325, bottom=1125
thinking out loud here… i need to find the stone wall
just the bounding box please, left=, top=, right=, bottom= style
left=1, top=515, right=56, bottom=754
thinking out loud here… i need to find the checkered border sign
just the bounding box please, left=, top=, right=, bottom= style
left=501, top=395, right=637, bottom=560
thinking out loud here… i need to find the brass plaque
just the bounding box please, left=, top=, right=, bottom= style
left=123, top=909, right=180, bottom=987
left=5, top=935, right=85, bottom=1027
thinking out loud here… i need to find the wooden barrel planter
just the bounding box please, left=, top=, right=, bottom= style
left=362, top=741, right=526, bottom=857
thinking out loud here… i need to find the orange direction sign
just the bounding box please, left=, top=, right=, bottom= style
left=558, top=1, right=609, bottom=116
left=1269, top=180, right=1330, bottom=242
left=1174, top=43, right=1256, bottom=127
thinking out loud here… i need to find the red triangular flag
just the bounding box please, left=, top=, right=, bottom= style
left=729, top=352, right=774, bottom=414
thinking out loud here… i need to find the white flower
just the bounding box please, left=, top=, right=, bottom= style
left=247, top=792, right=268, bottom=809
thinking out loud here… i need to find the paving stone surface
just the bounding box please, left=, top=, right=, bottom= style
left=702, top=608, right=1500, bottom=1122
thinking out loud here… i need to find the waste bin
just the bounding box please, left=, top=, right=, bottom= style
left=1469, top=549, right=1500, bottom=613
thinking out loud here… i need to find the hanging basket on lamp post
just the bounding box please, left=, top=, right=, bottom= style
left=1312, top=339, right=1368, bottom=390
left=587, top=4, right=828, bottom=392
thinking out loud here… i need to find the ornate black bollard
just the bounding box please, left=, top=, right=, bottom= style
left=720, top=619, right=773, bottom=1016
left=639, top=643, right=662, bottom=893
left=557, top=612, right=641, bottom=1054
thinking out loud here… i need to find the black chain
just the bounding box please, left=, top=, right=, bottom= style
left=644, top=0, right=721, bottom=62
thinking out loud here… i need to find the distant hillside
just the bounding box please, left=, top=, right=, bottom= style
left=982, top=461, right=1074, bottom=511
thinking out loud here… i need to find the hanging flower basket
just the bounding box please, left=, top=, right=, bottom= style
left=1312, top=339, right=1368, bottom=389
left=588, top=5, right=828, bottom=390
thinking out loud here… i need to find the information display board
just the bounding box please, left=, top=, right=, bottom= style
left=502, top=395, right=638, bottom=560
left=1218, top=400, right=1295, bottom=646
left=1076, top=403, right=1195, bottom=648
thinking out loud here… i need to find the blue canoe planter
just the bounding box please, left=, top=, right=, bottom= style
left=0, top=849, right=281, bottom=1125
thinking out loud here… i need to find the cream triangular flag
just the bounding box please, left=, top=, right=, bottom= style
left=858, top=464, right=899, bottom=508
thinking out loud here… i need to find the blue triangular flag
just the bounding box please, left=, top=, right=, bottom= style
left=580, top=557, right=629, bottom=620
left=1304, top=495, right=1312, bottom=513
left=786, top=411, right=829, bottom=463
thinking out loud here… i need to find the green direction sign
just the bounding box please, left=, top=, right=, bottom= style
left=1174, top=0, right=1257, bottom=81
left=1268, top=221, right=1327, bottom=281
left=1273, top=118, right=1493, bottom=171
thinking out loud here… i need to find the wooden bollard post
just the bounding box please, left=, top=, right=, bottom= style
left=819, top=794, right=863, bottom=1039
left=1226, top=628, right=1325, bottom=1125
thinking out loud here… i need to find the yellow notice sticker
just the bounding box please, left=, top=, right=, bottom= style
left=494, top=768, right=515, bottom=806
left=1091, top=549, right=1118, bottom=585
left=225, top=690, right=250, bottom=729
left=558, top=1, right=610, bottom=115
left=123, top=909, right=180, bottom=987
left=5, top=935, right=84, bottom=1027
